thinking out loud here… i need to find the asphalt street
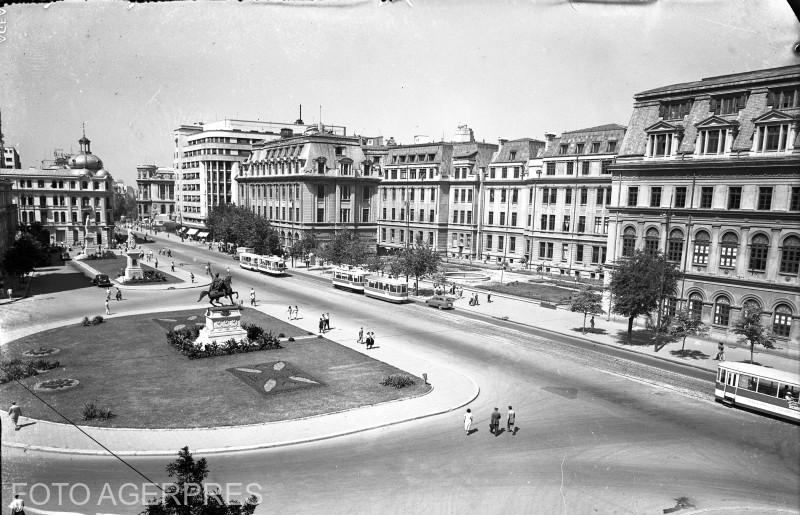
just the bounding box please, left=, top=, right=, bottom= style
left=2, top=240, right=799, bottom=514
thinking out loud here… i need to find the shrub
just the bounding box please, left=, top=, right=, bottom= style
left=30, top=359, right=60, bottom=371
left=278, top=333, right=286, bottom=338
left=165, top=323, right=280, bottom=359
left=82, top=400, right=115, bottom=421
left=288, top=337, right=295, bottom=342
left=0, top=359, right=38, bottom=383
left=81, top=316, right=91, bottom=326
left=381, top=374, right=416, bottom=389
left=91, top=315, right=104, bottom=325
left=242, top=322, right=264, bottom=341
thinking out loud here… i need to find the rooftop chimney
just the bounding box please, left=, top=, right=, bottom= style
left=544, top=132, right=556, bottom=152
left=499, top=138, right=508, bottom=146
left=295, top=104, right=304, bottom=125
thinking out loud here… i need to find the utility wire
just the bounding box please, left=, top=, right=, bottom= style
left=2, top=366, right=164, bottom=493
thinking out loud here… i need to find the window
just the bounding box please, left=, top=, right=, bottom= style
left=713, top=296, right=731, bottom=326
left=486, top=235, right=493, bottom=250
left=381, top=228, right=386, bottom=242
left=591, top=246, right=600, bottom=263
left=546, top=162, right=556, bottom=175
left=660, top=99, right=693, bottom=120
left=699, top=187, right=713, bottom=208
left=780, top=235, right=800, bottom=274
left=580, top=188, right=588, bottom=205
left=468, top=189, right=473, bottom=202
left=512, top=189, right=518, bottom=203
left=540, top=214, right=548, bottom=230
left=489, top=189, right=495, bottom=202
left=501, top=189, right=507, bottom=203
left=575, top=244, right=584, bottom=262
left=601, top=160, right=612, bottom=174
left=550, top=189, right=557, bottom=204
left=563, top=215, right=571, bottom=232
left=749, top=234, right=769, bottom=271
left=651, top=134, right=671, bottom=157
left=548, top=215, right=556, bottom=231
left=768, top=88, right=800, bottom=109
left=511, top=213, right=517, bottom=226
left=773, top=304, right=793, bottom=338
left=698, top=129, right=727, bottom=155
left=693, top=231, right=710, bottom=265
left=391, top=208, right=396, bottom=220
left=499, top=212, right=506, bottom=226
left=590, top=142, right=600, bottom=153
left=593, top=217, right=601, bottom=233
left=727, top=187, right=742, bottom=210
left=719, top=232, right=739, bottom=268
left=711, top=93, right=747, bottom=115
left=688, top=293, right=703, bottom=320
left=644, top=228, right=660, bottom=255
left=674, top=187, right=687, bottom=208
left=566, top=162, right=574, bottom=175
left=565, top=188, right=573, bottom=204
left=576, top=143, right=585, bottom=154
left=559, top=144, right=568, bottom=155
left=627, top=187, right=638, bottom=207
left=757, top=187, right=773, bottom=210
left=595, top=188, right=603, bottom=205
left=622, top=227, right=636, bottom=257
left=429, top=210, right=435, bottom=222
left=501, top=167, right=507, bottom=179
left=667, top=229, right=684, bottom=262
left=577, top=216, right=586, bottom=233
left=362, top=208, right=369, bottom=222
left=791, top=187, right=800, bottom=211
left=488, top=212, right=494, bottom=225
left=510, top=237, right=516, bottom=253
left=606, top=141, right=617, bottom=153
left=561, top=244, right=569, bottom=261
left=539, top=241, right=554, bottom=259
left=581, top=161, right=590, bottom=175
left=650, top=187, right=662, bottom=207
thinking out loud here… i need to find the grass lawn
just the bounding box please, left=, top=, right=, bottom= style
left=0, top=309, right=430, bottom=428
left=481, top=280, right=578, bottom=304
left=80, top=255, right=181, bottom=284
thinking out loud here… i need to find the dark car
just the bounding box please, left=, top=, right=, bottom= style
left=425, top=295, right=455, bottom=310
left=92, top=274, right=112, bottom=287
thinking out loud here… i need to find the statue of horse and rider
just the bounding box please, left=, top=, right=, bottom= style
left=198, top=273, right=239, bottom=306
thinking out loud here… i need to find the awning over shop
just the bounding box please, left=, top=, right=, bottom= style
left=197, top=231, right=209, bottom=239
left=186, top=228, right=199, bottom=236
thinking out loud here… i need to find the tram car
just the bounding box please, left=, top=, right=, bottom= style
left=364, top=275, right=409, bottom=303
left=238, top=252, right=260, bottom=271
left=331, top=267, right=367, bottom=292
left=257, top=255, right=287, bottom=276
left=715, top=362, right=799, bottom=422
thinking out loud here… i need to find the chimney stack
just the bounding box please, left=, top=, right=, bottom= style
left=544, top=132, right=556, bottom=152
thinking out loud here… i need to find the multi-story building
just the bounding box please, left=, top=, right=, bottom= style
left=0, top=132, right=116, bottom=246
left=0, top=179, right=18, bottom=263
left=526, top=125, right=626, bottom=281
left=478, top=138, right=546, bottom=264
left=3, top=147, right=21, bottom=169
left=236, top=127, right=380, bottom=251
left=377, top=137, right=497, bottom=255
left=135, top=165, right=176, bottom=222
left=608, top=65, right=800, bottom=346
left=173, top=118, right=346, bottom=231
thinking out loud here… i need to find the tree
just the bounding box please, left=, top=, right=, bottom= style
left=113, top=191, right=137, bottom=221
left=668, top=308, right=709, bottom=352
left=732, top=309, right=776, bottom=364
left=397, top=244, right=441, bottom=295
left=206, top=205, right=280, bottom=255
left=142, top=446, right=258, bottom=515
left=1, top=233, right=47, bottom=279
left=317, top=231, right=369, bottom=267
left=609, top=250, right=681, bottom=342
left=569, top=286, right=604, bottom=334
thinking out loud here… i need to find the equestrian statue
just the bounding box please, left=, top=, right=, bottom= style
left=198, top=273, right=239, bottom=306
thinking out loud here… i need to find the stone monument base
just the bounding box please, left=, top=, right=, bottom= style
left=195, top=306, right=249, bottom=349
left=124, top=249, right=144, bottom=282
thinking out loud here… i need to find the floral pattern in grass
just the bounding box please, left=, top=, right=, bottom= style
left=228, top=361, right=324, bottom=398
left=34, top=378, right=80, bottom=392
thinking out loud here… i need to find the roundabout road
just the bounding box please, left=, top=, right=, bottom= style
left=2, top=239, right=799, bottom=514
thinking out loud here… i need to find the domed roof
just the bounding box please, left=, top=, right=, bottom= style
left=69, top=152, right=104, bottom=171
left=94, top=169, right=110, bottom=178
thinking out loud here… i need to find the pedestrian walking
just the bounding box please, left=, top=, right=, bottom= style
left=288, top=306, right=293, bottom=320
left=590, top=316, right=595, bottom=332
left=507, top=406, right=516, bottom=434
left=105, top=298, right=111, bottom=315
left=205, top=264, right=211, bottom=277
left=8, top=402, right=22, bottom=431
left=319, top=316, right=325, bottom=334
left=464, top=408, right=473, bottom=436
left=226, top=266, right=231, bottom=275
left=250, top=288, right=256, bottom=306
left=366, top=332, right=373, bottom=349
left=324, top=312, right=331, bottom=331
left=293, top=305, right=299, bottom=320
left=357, top=327, right=364, bottom=344
left=170, top=261, right=175, bottom=272
left=115, top=287, right=122, bottom=301
left=154, top=258, right=159, bottom=269
left=487, top=293, right=492, bottom=303
left=490, top=407, right=501, bottom=435
left=714, top=342, right=726, bottom=361
left=168, top=249, right=172, bottom=258
left=106, top=287, right=112, bottom=301
left=190, top=272, right=195, bottom=283
left=8, top=494, right=24, bottom=514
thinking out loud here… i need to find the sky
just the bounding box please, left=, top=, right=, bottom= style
left=0, top=0, right=797, bottom=185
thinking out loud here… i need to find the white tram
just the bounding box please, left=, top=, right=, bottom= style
left=364, top=275, right=409, bottom=303
left=238, top=252, right=260, bottom=271
left=257, top=255, right=287, bottom=276
left=715, top=362, right=800, bottom=422
left=331, top=267, right=367, bottom=292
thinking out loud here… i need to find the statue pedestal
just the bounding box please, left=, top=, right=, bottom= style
left=194, top=306, right=248, bottom=349
left=124, top=249, right=144, bottom=282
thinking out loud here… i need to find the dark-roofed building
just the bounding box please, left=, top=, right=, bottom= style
left=477, top=138, right=545, bottom=264
left=236, top=128, right=380, bottom=252
left=608, top=65, right=800, bottom=347
left=525, top=124, right=626, bottom=281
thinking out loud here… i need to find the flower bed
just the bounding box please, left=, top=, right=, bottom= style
left=166, top=322, right=281, bottom=359
left=0, top=358, right=61, bottom=384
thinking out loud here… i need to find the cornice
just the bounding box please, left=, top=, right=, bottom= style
left=609, top=207, right=800, bottom=222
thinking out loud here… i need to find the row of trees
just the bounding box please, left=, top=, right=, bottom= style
left=1, top=223, right=55, bottom=280
left=206, top=205, right=281, bottom=256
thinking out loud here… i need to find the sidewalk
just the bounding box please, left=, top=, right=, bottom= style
left=69, top=251, right=212, bottom=291
left=1, top=300, right=478, bottom=456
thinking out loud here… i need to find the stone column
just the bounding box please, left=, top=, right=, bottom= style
left=724, top=128, right=734, bottom=154
left=646, top=135, right=653, bottom=157
left=751, top=127, right=761, bottom=152
left=694, top=132, right=703, bottom=155
left=787, top=124, right=797, bottom=152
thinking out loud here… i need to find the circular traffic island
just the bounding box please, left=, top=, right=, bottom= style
left=0, top=309, right=430, bottom=429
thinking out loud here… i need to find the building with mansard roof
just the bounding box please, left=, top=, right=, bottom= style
left=136, top=165, right=176, bottom=224
left=607, top=64, right=800, bottom=347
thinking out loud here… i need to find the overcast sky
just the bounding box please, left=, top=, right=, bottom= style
left=0, top=0, right=797, bottom=185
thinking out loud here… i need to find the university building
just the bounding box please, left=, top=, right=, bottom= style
left=235, top=126, right=380, bottom=251
left=608, top=65, right=800, bottom=346
left=0, top=132, right=116, bottom=247
left=136, top=165, right=176, bottom=223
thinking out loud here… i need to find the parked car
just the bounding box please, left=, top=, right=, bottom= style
left=425, top=294, right=454, bottom=310
left=92, top=274, right=112, bottom=287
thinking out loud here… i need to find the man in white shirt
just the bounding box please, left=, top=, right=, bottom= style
left=8, top=494, right=24, bottom=514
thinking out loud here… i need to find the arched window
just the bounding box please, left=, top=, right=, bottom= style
left=693, top=230, right=710, bottom=265
left=644, top=228, right=660, bottom=255
left=622, top=226, right=636, bottom=257
left=713, top=295, right=731, bottom=326
left=773, top=304, right=793, bottom=338
left=667, top=228, right=684, bottom=262
left=779, top=235, right=800, bottom=275
left=719, top=232, right=739, bottom=268
left=748, top=234, right=770, bottom=271
left=688, top=292, right=703, bottom=320
left=742, top=298, right=762, bottom=317
left=21, top=211, right=27, bottom=223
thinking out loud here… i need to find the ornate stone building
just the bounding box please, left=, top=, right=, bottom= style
left=136, top=165, right=176, bottom=223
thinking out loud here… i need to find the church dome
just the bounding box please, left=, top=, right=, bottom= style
left=69, top=153, right=104, bottom=171
left=94, top=169, right=110, bottom=178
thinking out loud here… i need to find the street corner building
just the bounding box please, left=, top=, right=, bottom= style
left=607, top=65, right=800, bottom=348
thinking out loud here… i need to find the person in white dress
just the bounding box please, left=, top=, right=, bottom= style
left=464, top=408, right=473, bottom=436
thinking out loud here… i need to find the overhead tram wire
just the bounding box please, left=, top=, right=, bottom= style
left=1, top=364, right=164, bottom=492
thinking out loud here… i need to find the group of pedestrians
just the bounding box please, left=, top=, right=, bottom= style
left=357, top=327, right=377, bottom=349
left=318, top=312, right=332, bottom=333
left=463, top=406, right=516, bottom=436
left=287, top=305, right=300, bottom=319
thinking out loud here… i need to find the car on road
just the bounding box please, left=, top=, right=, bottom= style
left=425, top=294, right=454, bottom=310
left=91, top=274, right=112, bottom=287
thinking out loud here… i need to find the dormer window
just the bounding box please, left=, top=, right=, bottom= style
left=509, top=151, right=517, bottom=160
left=575, top=143, right=584, bottom=154
left=558, top=144, right=568, bottom=155
left=694, top=116, right=737, bottom=156
left=659, top=99, right=693, bottom=120
left=767, top=88, right=800, bottom=110
left=751, top=110, right=796, bottom=154
left=644, top=121, right=682, bottom=158
left=710, top=93, right=747, bottom=116
left=590, top=142, right=600, bottom=153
